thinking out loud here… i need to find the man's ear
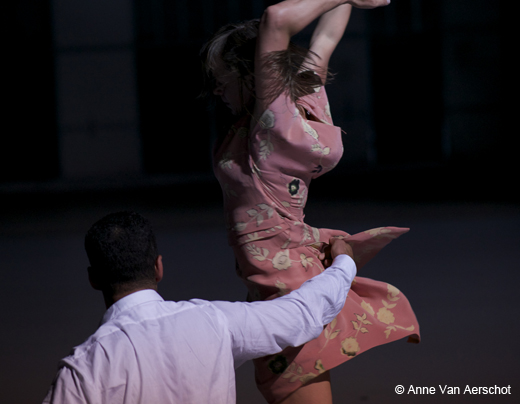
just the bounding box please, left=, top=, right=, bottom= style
left=155, top=255, right=164, bottom=283
left=88, top=266, right=102, bottom=290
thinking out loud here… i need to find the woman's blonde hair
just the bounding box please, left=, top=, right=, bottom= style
left=200, top=19, right=331, bottom=108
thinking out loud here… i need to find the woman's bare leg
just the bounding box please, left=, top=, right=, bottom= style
left=279, top=371, right=332, bottom=404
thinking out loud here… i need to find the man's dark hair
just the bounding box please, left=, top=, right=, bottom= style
left=85, top=211, right=158, bottom=291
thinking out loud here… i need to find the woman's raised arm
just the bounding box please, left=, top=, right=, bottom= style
left=254, top=0, right=345, bottom=114
left=254, top=0, right=389, bottom=115
left=309, top=4, right=352, bottom=83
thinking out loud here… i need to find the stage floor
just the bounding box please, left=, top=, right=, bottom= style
left=1, top=194, right=518, bottom=403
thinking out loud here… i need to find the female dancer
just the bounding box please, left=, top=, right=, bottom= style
left=201, top=1, right=420, bottom=403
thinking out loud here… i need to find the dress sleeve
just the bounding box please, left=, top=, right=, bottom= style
left=250, top=86, right=343, bottom=180
left=212, top=255, right=356, bottom=368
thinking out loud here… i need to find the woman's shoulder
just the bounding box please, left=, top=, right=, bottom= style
left=251, top=91, right=298, bottom=132
left=251, top=81, right=334, bottom=133
left=250, top=93, right=337, bottom=150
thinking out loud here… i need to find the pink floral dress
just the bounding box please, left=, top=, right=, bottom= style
left=213, top=85, right=420, bottom=403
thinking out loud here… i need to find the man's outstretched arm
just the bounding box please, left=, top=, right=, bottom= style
left=213, top=239, right=356, bottom=367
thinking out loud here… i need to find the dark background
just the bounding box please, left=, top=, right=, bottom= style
left=1, top=1, right=517, bottom=403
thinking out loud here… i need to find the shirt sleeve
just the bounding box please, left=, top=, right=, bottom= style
left=212, top=254, right=356, bottom=367
left=42, top=366, right=87, bottom=404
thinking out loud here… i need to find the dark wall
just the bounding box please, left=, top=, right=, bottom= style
left=1, top=1, right=59, bottom=182
left=369, top=2, right=444, bottom=165
left=1, top=0, right=508, bottom=201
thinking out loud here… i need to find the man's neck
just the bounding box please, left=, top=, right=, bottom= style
left=103, top=285, right=158, bottom=309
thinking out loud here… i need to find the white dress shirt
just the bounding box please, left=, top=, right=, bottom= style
left=43, top=255, right=356, bottom=404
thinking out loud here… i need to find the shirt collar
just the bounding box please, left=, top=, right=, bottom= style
left=101, top=289, right=164, bottom=325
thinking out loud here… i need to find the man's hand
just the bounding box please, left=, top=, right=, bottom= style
left=346, top=0, right=390, bottom=9
left=319, top=238, right=354, bottom=269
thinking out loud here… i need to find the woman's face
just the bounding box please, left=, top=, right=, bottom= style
left=212, top=65, right=253, bottom=115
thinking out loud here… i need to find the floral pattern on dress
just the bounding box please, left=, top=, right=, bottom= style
left=259, top=109, right=276, bottom=129
left=301, top=119, right=318, bottom=140
left=324, top=102, right=331, bottom=118
left=287, top=179, right=300, bottom=196
left=361, top=300, right=375, bottom=316
left=259, top=137, right=274, bottom=160
left=300, top=254, right=314, bottom=270
left=340, top=336, right=360, bottom=357
left=218, top=152, right=234, bottom=170
left=319, top=317, right=341, bottom=353
left=275, top=280, right=290, bottom=296
left=246, top=243, right=269, bottom=261
left=281, top=359, right=326, bottom=384
left=233, top=203, right=276, bottom=233
left=212, top=87, right=419, bottom=403
left=378, top=284, right=416, bottom=338
left=272, top=250, right=292, bottom=270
